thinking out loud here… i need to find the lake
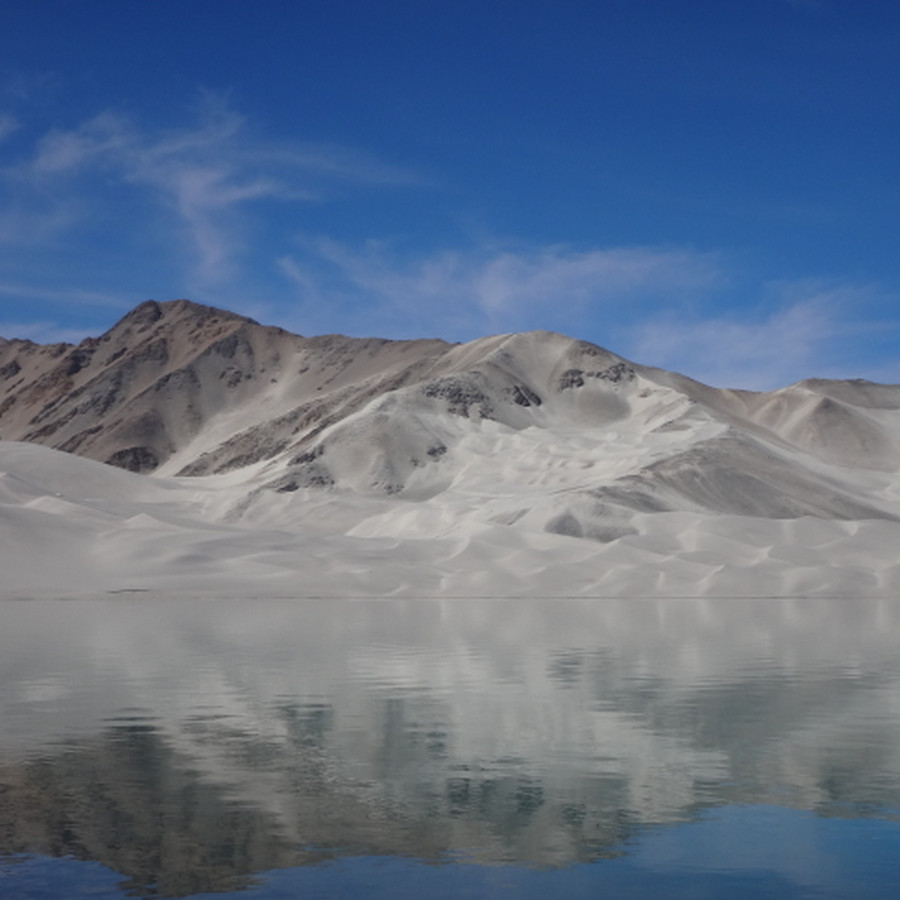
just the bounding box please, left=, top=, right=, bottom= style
left=0, top=597, right=897, bottom=899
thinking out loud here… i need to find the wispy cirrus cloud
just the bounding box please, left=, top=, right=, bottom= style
left=277, top=240, right=898, bottom=388
left=622, top=281, right=898, bottom=389
left=0, top=114, right=19, bottom=144
left=0, top=281, right=127, bottom=308
left=2, top=93, right=420, bottom=296
left=278, top=239, right=724, bottom=339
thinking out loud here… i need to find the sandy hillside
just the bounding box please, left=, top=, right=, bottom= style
left=1, top=299, right=897, bottom=598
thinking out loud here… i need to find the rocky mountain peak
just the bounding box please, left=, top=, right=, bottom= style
left=102, top=298, right=258, bottom=342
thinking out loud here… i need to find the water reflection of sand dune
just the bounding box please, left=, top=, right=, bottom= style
left=0, top=598, right=896, bottom=893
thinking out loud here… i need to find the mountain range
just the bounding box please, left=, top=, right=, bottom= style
left=1, top=299, right=897, bottom=598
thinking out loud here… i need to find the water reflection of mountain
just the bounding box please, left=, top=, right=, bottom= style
left=0, top=716, right=638, bottom=897
left=0, top=598, right=897, bottom=897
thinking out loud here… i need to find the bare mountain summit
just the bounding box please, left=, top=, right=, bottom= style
left=1, top=299, right=897, bottom=598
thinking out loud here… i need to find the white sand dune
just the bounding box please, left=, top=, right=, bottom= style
left=0, top=300, right=897, bottom=599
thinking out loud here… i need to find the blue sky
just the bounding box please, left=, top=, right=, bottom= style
left=0, top=0, right=897, bottom=389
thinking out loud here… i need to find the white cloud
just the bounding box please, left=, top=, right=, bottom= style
left=20, top=106, right=288, bottom=288
left=471, top=246, right=721, bottom=318
left=622, top=282, right=896, bottom=389
left=0, top=114, right=19, bottom=144
left=32, top=111, right=130, bottom=173
left=280, top=239, right=724, bottom=339
left=278, top=243, right=898, bottom=388
left=3, top=94, right=420, bottom=294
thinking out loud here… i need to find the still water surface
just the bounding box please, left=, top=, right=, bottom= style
left=0, top=597, right=897, bottom=899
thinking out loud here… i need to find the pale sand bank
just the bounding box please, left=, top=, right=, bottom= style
left=1, top=440, right=895, bottom=599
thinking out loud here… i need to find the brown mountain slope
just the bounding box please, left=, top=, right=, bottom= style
left=0, top=299, right=453, bottom=473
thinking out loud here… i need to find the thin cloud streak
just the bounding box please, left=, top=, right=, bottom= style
left=0, top=114, right=19, bottom=144
left=3, top=94, right=421, bottom=295
left=623, top=283, right=897, bottom=389
left=0, top=281, right=131, bottom=308
left=278, top=241, right=898, bottom=389
left=280, top=239, right=724, bottom=338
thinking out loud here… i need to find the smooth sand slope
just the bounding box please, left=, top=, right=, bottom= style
left=1, top=300, right=897, bottom=598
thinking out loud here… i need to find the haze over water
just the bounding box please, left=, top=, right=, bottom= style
left=1, top=597, right=897, bottom=899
